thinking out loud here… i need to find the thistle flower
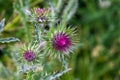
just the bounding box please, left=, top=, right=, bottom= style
left=33, top=8, right=49, bottom=23
left=44, top=24, right=78, bottom=59
left=24, top=7, right=52, bottom=23
left=23, top=50, right=36, bottom=62
left=35, top=8, right=47, bottom=16
left=17, top=43, right=43, bottom=73
left=52, top=32, right=72, bottom=53
left=19, top=43, right=42, bottom=62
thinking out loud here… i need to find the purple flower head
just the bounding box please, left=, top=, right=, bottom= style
left=35, top=8, right=46, bottom=16
left=23, top=50, right=36, bottom=62
left=52, top=32, right=72, bottom=53
left=34, top=8, right=49, bottom=22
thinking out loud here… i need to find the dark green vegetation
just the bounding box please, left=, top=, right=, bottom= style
left=0, top=0, right=120, bottom=80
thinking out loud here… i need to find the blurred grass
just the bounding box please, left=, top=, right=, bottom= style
left=0, top=0, right=120, bottom=80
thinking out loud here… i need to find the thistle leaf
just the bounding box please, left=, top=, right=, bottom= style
left=0, top=18, right=5, bottom=33
left=0, top=37, right=20, bottom=43
left=62, top=0, right=78, bottom=25
left=43, top=68, right=72, bottom=80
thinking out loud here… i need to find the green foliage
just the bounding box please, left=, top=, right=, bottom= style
left=0, top=18, right=19, bottom=43
left=0, top=37, right=19, bottom=43
left=0, top=18, right=5, bottom=33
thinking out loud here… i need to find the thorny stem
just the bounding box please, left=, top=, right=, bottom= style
left=33, top=22, right=39, bottom=42
left=60, top=54, right=68, bottom=69
left=33, top=22, right=45, bottom=42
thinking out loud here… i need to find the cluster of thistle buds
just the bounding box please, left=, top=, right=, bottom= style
left=18, top=7, right=78, bottom=79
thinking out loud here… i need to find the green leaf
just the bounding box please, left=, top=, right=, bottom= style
left=0, top=18, right=5, bottom=33
left=43, top=68, right=71, bottom=80
left=0, top=37, right=20, bottom=43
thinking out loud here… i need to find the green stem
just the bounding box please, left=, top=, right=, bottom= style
left=33, top=22, right=45, bottom=43
left=33, top=22, right=39, bottom=42
left=26, top=71, right=32, bottom=80
left=19, top=0, right=24, bottom=8
left=61, top=54, right=68, bottom=69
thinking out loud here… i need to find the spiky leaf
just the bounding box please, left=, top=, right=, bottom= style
left=0, top=18, right=5, bottom=33
left=0, top=37, right=20, bottom=43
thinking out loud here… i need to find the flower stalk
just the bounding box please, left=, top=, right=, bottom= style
left=26, top=71, right=33, bottom=80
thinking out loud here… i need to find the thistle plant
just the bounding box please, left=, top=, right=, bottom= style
left=16, top=19, right=78, bottom=80
left=1, top=0, right=120, bottom=80
left=12, top=0, right=79, bottom=80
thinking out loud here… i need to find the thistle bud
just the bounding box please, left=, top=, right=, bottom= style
left=33, top=8, right=49, bottom=23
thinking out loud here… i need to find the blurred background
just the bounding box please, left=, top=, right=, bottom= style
left=0, top=0, right=120, bottom=80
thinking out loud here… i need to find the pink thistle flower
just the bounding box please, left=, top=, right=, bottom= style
left=35, top=8, right=46, bottom=16
left=52, top=32, right=72, bottom=53
left=23, top=50, right=36, bottom=62
left=34, top=8, right=49, bottom=22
